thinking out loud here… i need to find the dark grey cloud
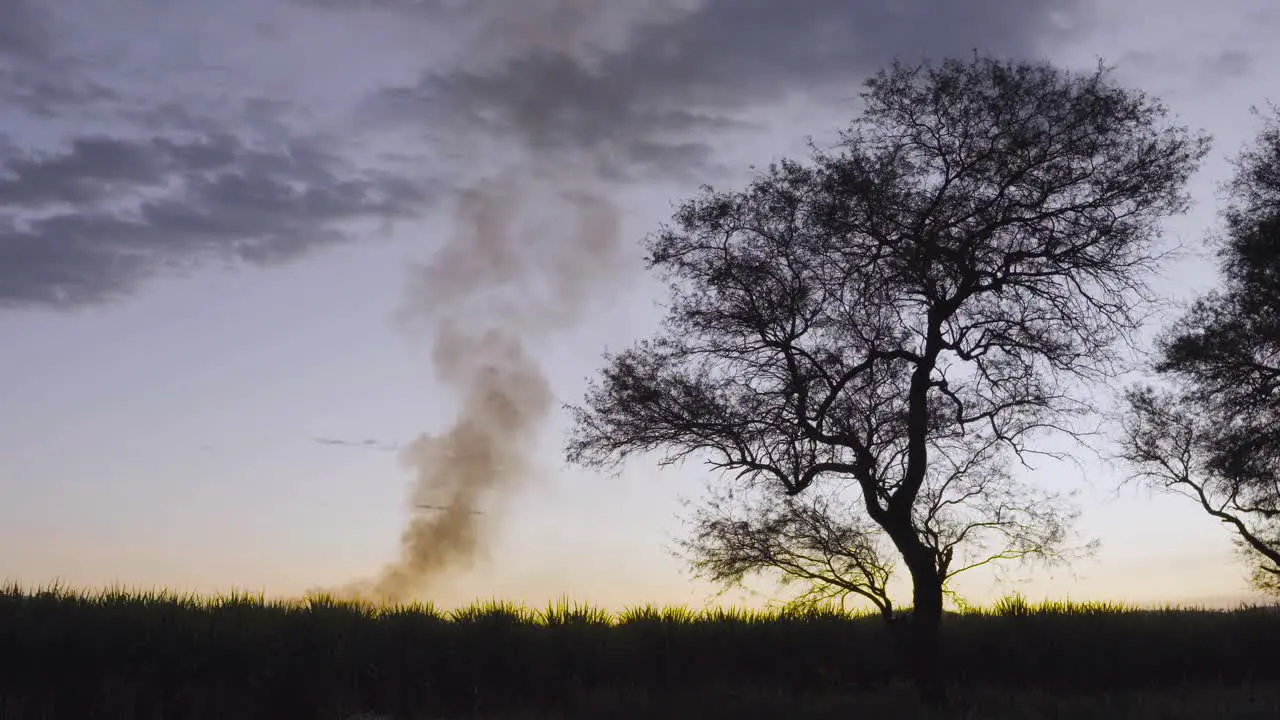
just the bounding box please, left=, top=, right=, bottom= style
left=344, top=0, right=1088, bottom=177
left=0, top=2, right=439, bottom=312
left=1, top=0, right=69, bottom=114
left=0, top=0, right=51, bottom=61
left=0, top=135, right=226, bottom=206
left=0, top=0, right=120, bottom=117
left=0, top=132, right=434, bottom=309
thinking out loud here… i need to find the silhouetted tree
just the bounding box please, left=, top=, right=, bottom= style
left=1121, top=106, right=1280, bottom=595
left=677, top=431, right=1092, bottom=620
left=566, top=56, right=1209, bottom=704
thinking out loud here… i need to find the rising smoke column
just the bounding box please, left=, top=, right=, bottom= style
left=364, top=172, right=621, bottom=603
left=348, top=1, right=687, bottom=604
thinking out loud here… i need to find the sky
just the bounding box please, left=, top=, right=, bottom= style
left=2, top=0, right=1279, bottom=611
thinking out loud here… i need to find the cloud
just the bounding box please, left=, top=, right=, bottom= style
left=338, top=0, right=1088, bottom=176
left=0, top=132, right=434, bottom=309
left=0, top=0, right=51, bottom=62
left=0, top=1, right=438, bottom=312
left=0, top=135, right=221, bottom=206
left=1, top=0, right=1090, bottom=312
left=1118, top=47, right=1262, bottom=94
left=0, top=0, right=120, bottom=117
left=1202, top=50, right=1255, bottom=80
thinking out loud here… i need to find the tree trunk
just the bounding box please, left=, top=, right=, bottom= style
left=880, top=516, right=949, bottom=707
left=905, top=561, right=947, bottom=708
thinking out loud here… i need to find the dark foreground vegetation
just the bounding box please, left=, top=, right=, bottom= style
left=2, top=585, right=1278, bottom=719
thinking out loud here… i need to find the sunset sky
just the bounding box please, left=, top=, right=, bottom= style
left=2, top=0, right=1279, bottom=611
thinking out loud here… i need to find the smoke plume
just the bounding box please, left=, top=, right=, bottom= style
left=344, top=1, right=666, bottom=604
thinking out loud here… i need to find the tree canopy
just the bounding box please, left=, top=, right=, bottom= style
left=567, top=56, right=1210, bottom=703
left=1121, top=106, right=1280, bottom=594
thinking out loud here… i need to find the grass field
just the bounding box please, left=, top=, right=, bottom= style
left=2, top=583, right=1278, bottom=719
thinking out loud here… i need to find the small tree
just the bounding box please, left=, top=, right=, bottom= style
left=1120, top=106, right=1280, bottom=595
left=567, top=56, right=1208, bottom=703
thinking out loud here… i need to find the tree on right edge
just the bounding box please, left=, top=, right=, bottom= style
left=567, top=56, right=1209, bottom=705
left=1120, top=106, right=1280, bottom=595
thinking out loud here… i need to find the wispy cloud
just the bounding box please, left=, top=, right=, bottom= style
left=342, top=0, right=1089, bottom=178
left=0, top=131, right=432, bottom=309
